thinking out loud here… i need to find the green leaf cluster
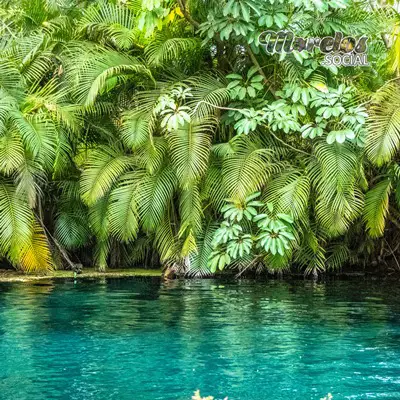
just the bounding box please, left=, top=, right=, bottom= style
left=0, top=0, right=398, bottom=277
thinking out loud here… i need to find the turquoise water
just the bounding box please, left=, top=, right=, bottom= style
left=0, top=279, right=400, bottom=399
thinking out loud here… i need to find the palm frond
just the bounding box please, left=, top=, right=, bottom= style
left=222, top=136, right=273, bottom=201
left=363, top=178, right=392, bottom=238
left=136, top=165, right=177, bottom=231
left=201, top=162, right=226, bottom=211
left=264, top=168, right=310, bottom=220
left=0, top=132, right=24, bottom=175
left=311, top=141, right=363, bottom=236
left=179, top=183, right=203, bottom=238
left=108, top=171, right=141, bottom=242
left=80, top=146, right=133, bottom=205
left=10, top=111, right=57, bottom=168
left=154, top=214, right=179, bottom=262
left=120, top=109, right=154, bottom=150
left=135, top=136, right=168, bottom=174
left=55, top=180, right=90, bottom=250
left=78, top=2, right=141, bottom=50
left=65, top=46, right=153, bottom=105
left=18, top=221, right=53, bottom=273
left=145, top=31, right=201, bottom=66
left=167, top=118, right=215, bottom=188
left=295, top=226, right=326, bottom=275
left=186, top=72, right=230, bottom=118
left=0, top=180, right=33, bottom=262
left=326, top=243, right=350, bottom=271
left=187, top=220, right=219, bottom=277
left=88, top=193, right=111, bottom=269
left=366, top=83, right=400, bottom=166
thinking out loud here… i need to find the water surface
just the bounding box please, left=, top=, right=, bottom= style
left=0, top=278, right=400, bottom=399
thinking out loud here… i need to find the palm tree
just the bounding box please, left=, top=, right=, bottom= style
left=0, top=0, right=399, bottom=276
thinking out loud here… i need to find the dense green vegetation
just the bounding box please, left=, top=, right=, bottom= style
left=0, top=0, right=399, bottom=276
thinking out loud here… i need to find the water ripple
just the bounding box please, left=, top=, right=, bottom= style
left=0, top=279, right=399, bottom=399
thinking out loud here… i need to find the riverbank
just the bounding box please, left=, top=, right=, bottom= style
left=1, top=268, right=398, bottom=283
left=0, top=268, right=162, bottom=282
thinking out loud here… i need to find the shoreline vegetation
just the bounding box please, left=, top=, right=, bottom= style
left=0, top=0, right=400, bottom=277
left=0, top=268, right=162, bottom=282
left=1, top=267, right=398, bottom=283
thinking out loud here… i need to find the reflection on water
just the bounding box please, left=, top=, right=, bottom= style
left=0, top=278, right=400, bottom=399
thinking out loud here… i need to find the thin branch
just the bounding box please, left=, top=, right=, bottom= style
left=245, top=43, right=268, bottom=84
left=368, top=0, right=390, bottom=49
left=235, top=255, right=263, bottom=278
left=389, top=213, right=400, bottom=230
left=268, top=130, right=311, bottom=156
left=176, top=0, right=200, bottom=28
left=0, top=20, right=17, bottom=39
left=384, top=238, right=400, bottom=271
left=191, top=100, right=311, bottom=157
left=359, top=77, right=400, bottom=108
left=35, top=213, right=77, bottom=270
left=191, top=100, right=247, bottom=114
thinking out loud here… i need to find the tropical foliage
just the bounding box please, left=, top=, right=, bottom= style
left=0, top=0, right=399, bottom=276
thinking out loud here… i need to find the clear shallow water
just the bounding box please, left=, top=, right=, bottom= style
left=0, top=279, right=400, bottom=400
